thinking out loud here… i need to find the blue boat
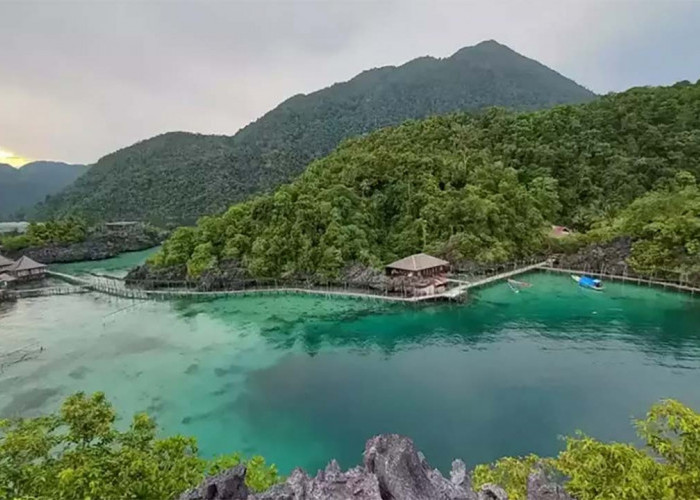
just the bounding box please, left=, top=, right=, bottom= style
left=571, top=274, right=604, bottom=291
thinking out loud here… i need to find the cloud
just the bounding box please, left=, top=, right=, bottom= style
left=1, top=0, right=699, bottom=164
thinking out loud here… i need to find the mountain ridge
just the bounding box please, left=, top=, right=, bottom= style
left=35, top=40, right=595, bottom=223
left=0, top=161, right=87, bottom=220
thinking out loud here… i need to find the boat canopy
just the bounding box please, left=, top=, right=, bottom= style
left=579, top=276, right=598, bottom=287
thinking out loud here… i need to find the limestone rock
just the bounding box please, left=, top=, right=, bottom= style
left=477, top=484, right=508, bottom=500
left=363, top=434, right=476, bottom=500
left=180, top=464, right=248, bottom=500
left=527, top=468, right=574, bottom=500
left=179, top=434, right=577, bottom=500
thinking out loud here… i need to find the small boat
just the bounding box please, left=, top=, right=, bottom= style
left=571, top=274, right=604, bottom=291
left=507, top=278, right=532, bottom=293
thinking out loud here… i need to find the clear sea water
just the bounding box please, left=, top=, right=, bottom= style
left=1, top=251, right=699, bottom=474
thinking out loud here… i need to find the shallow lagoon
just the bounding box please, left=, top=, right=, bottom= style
left=1, top=266, right=699, bottom=474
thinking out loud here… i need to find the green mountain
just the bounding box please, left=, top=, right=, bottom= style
left=149, top=80, right=700, bottom=279
left=0, top=161, right=87, bottom=220
left=36, top=40, right=595, bottom=224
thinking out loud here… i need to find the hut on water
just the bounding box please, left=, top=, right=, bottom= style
left=0, top=254, right=13, bottom=271
left=5, top=256, right=47, bottom=282
left=385, top=253, right=450, bottom=296
left=0, top=273, right=17, bottom=288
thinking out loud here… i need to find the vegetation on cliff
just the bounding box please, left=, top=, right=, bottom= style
left=0, top=217, right=88, bottom=251
left=0, top=392, right=280, bottom=500
left=588, top=172, right=700, bottom=275
left=2, top=394, right=698, bottom=499
left=150, top=81, right=700, bottom=280
left=34, top=41, right=594, bottom=223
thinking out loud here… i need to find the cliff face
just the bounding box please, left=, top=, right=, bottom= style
left=179, top=434, right=573, bottom=500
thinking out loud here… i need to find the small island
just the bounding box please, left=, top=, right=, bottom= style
left=0, top=218, right=166, bottom=265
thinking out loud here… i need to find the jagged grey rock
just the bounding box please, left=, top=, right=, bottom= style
left=179, top=464, right=248, bottom=500
left=179, top=434, right=577, bottom=500
left=527, top=468, right=574, bottom=500
left=363, top=434, right=476, bottom=500
left=477, top=483, right=508, bottom=500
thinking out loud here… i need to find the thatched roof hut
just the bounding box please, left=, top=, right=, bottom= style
left=385, top=253, right=449, bottom=277
left=0, top=254, right=14, bottom=269
left=6, top=256, right=47, bottom=280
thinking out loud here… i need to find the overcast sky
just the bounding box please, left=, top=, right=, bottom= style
left=1, top=0, right=699, bottom=165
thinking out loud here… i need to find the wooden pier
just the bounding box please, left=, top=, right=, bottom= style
left=11, top=286, right=90, bottom=299
left=448, top=261, right=549, bottom=293
left=46, top=262, right=550, bottom=304
left=42, top=262, right=699, bottom=304
left=541, top=267, right=700, bottom=295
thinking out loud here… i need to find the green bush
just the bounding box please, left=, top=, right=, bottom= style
left=0, top=392, right=281, bottom=500
left=473, top=399, right=700, bottom=500
left=0, top=217, right=87, bottom=250
left=473, top=454, right=543, bottom=499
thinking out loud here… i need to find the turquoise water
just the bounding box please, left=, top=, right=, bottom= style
left=1, top=262, right=699, bottom=474
left=50, top=246, right=160, bottom=278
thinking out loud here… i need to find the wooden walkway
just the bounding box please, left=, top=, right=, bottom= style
left=446, top=261, right=549, bottom=296
left=47, top=262, right=551, bottom=304
left=11, top=286, right=89, bottom=299
left=47, top=271, right=433, bottom=303
left=542, top=267, right=700, bottom=295
left=37, top=263, right=700, bottom=303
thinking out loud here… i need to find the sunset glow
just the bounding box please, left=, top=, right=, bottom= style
left=0, top=147, right=31, bottom=167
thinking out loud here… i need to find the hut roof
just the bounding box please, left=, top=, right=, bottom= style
left=0, top=273, right=17, bottom=282
left=0, top=254, right=14, bottom=267
left=7, top=256, right=47, bottom=272
left=386, top=253, right=449, bottom=272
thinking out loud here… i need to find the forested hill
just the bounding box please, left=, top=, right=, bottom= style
left=35, top=40, right=594, bottom=224
left=149, top=80, right=700, bottom=279
left=0, top=161, right=87, bottom=220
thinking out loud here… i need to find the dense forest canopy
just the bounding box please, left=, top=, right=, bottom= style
left=151, top=81, right=700, bottom=279
left=0, top=161, right=87, bottom=220
left=34, top=40, right=594, bottom=224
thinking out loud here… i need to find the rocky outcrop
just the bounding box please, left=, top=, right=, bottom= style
left=179, top=435, right=573, bottom=500
left=125, top=263, right=189, bottom=287
left=4, top=223, right=166, bottom=264
left=341, top=263, right=387, bottom=291
left=551, top=237, right=632, bottom=275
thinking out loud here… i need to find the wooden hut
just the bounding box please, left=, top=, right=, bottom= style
left=0, top=254, right=13, bottom=271
left=385, top=253, right=450, bottom=296
left=0, top=273, right=17, bottom=288
left=5, top=256, right=47, bottom=282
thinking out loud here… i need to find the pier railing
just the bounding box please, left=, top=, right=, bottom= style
left=50, top=271, right=429, bottom=303
left=541, top=261, right=700, bottom=295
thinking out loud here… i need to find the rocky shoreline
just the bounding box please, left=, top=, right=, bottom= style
left=126, top=237, right=644, bottom=293
left=179, top=434, right=573, bottom=500
left=3, top=223, right=166, bottom=264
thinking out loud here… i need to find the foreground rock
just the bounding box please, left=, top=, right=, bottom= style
left=179, top=434, right=573, bottom=500
left=4, top=223, right=166, bottom=264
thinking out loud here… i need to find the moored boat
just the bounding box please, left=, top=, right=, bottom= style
left=571, top=274, right=604, bottom=291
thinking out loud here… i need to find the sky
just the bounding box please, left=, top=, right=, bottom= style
left=1, top=0, right=699, bottom=166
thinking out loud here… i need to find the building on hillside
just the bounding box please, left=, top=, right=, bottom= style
left=5, top=256, right=47, bottom=282
left=550, top=225, right=572, bottom=238
left=385, top=253, right=450, bottom=297
left=0, top=254, right=13, bottom=271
